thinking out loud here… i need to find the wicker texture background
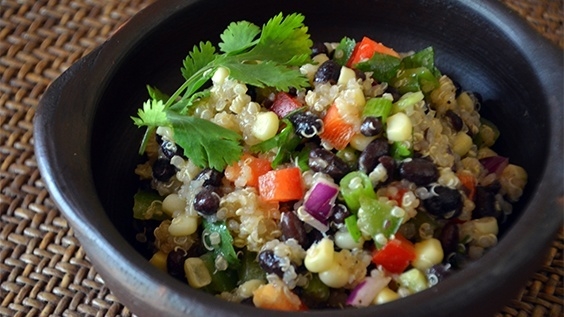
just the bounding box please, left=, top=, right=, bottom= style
left=0, top=0, right=562, bottom=316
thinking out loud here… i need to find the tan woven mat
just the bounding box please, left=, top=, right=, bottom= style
left=0, top=0, right=562, bottom=316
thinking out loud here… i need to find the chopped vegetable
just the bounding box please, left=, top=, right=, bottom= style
left=251, top=119, right=301, bottom=168
left=270, top=92, right=303, bottom=118
left=344, top=214, right=362, bottom=243
left=457, top=170, right=477, bottom=200
left=225, top=153, right=272, bottom=187
left=346, top=36, right=400, bottom=67
left=258, top=167, right=305, bottom=202
left=319, top=103, right=356, bottom=150
left=339, top=171, right=377, bottom=213
left=479, top=155, right=509, bottom=176
left=202, top=219, right=240, bottom=268
left=133, top=190, right=167, bottom=220
left=303, top=178, right=340, bottom=224
left=372, top=235, right=416, bottom=274
left=357, top=196, right=404, bottom=248
left=362, top=97, right=393, bottom=123
left=346, top=271, right=391, bottom=307
left=253, top=283, right=306, bottom=311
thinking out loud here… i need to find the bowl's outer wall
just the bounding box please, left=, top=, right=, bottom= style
left=34, top=0, right=563, bottom=316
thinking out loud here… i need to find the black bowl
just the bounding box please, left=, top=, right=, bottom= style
left=34, top=0, right=563, bottom=316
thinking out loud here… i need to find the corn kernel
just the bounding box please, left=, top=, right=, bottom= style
left=149, top=251, right=168, bottom=272
left=386, top=112, right=412, bottom=142
left=338, top=66, right=357, bottom=85
left=411, top=238, right=444, bottom=270
left=473, top=217, right=498, bottom=235
left=184, top=257, right=212, bottom=288
left=212, top=66, right=229, bottom=85
left=349, top=133, right=377, bottom=151
left=304, top=237, right=335, bottom=273
left=318, top=260, right=349, bottom=288
left=252, top=111, right=279, bottom=141
left=168, top=214, right=198, bottom=236
left=162, top=193, right=186, bottom=216
left=374, top=287, right=400, bottom=304
left=452, top=131, right=473, bottom=157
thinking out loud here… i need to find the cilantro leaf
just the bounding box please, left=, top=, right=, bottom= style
left=181, top=41, right=217, bottom=80
left=131, top=99, right=168, bottom=127
left=221, top=59, right=309, bottom=90
left=251, top=12, right=312, bottom=66
left=219, top=21, right=260, bottom=54
left=167, top=112, right=243, bottom=170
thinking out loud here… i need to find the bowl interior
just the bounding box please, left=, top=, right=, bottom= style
left=75, top=0, right=561, bottom=316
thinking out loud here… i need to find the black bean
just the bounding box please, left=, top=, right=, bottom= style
left=326, top=288, right=349, bottom=309
left=289, top=112, right=324, bottom=138
left=359, top=138, right=390, bottom=173
left=331, top=204, right=350, bottom=225
left=193, top=187, right=220, bottom=215
left=353, top=68, right=366, bottom=81
left=152, top=158, right=177, bottom=182
left=360, top=116, right=383, bottom=137
left=313, top=60, right=341, bottom=85
left=258, top=250, right=284, bottom=277
left=309, top=148, right=351, bottom=181
left=445, top=110, right=463, bottom=132
left=195, top=168, right=223, bottom=187
left=427, top=264, right=452, bottom=285
left=472, top=186, right=501, bottom=220
left=280, top=211, right=308, bottom=248
left=167, top=248, right=188, bottom=281
left=399, top=158, right=439, bottom=186
left=311, top=42, right=329, bottom=57
left=378, top=155, right=396, bottom=181
left=423, top=186, right=463, bottom=218
left=439, top=222, right=460, bottom=255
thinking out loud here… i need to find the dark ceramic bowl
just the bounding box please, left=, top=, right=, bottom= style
left=34, top=0, right=563, bottom=316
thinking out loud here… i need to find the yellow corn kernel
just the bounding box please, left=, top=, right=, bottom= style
left=304, top=237, right=335, bottom=273
left=349, top=134, right=377, bottom=151
left=473, top=217, right=498, bottom=235
left=374, top=287, right=400, bottom=305
left=411, top=238, right=444, bottom=270
left=252, top=111, right=279, bottom=141
left=318, top=260, right=349, bottom=288
left=338, top=66, right=357, bottom=85
left=149, top=251, right=168, bottom=272
left=212, top=67, right=229, bottom=85
left=452, top=131, right=473, bottom=157
left=386, top=112, right=412, bottom=142
left=184, top=257, right=212, bottom=288
left=162, top=193, right=186, bottom=216
left=168, top=214, right=198, bottom=236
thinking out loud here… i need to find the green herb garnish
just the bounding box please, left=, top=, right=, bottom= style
left=132, top=13, right=313, bottom=171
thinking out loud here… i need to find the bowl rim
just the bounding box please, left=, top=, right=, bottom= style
left=34, top=0, right=563, bottom=316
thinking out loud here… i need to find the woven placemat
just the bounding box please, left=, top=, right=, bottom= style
left=0, top=0, right=562, bottom=316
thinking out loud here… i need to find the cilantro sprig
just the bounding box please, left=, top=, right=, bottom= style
left=132, top=13, right=313, bottom=171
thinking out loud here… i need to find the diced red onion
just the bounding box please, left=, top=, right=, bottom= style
left=346, top=273, right=392, bottom=307
left=479, top=156, right=508, bottom=176
left=296, top=206, right=330, bottom=233
left=303, top=179, right=340, bottom=223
